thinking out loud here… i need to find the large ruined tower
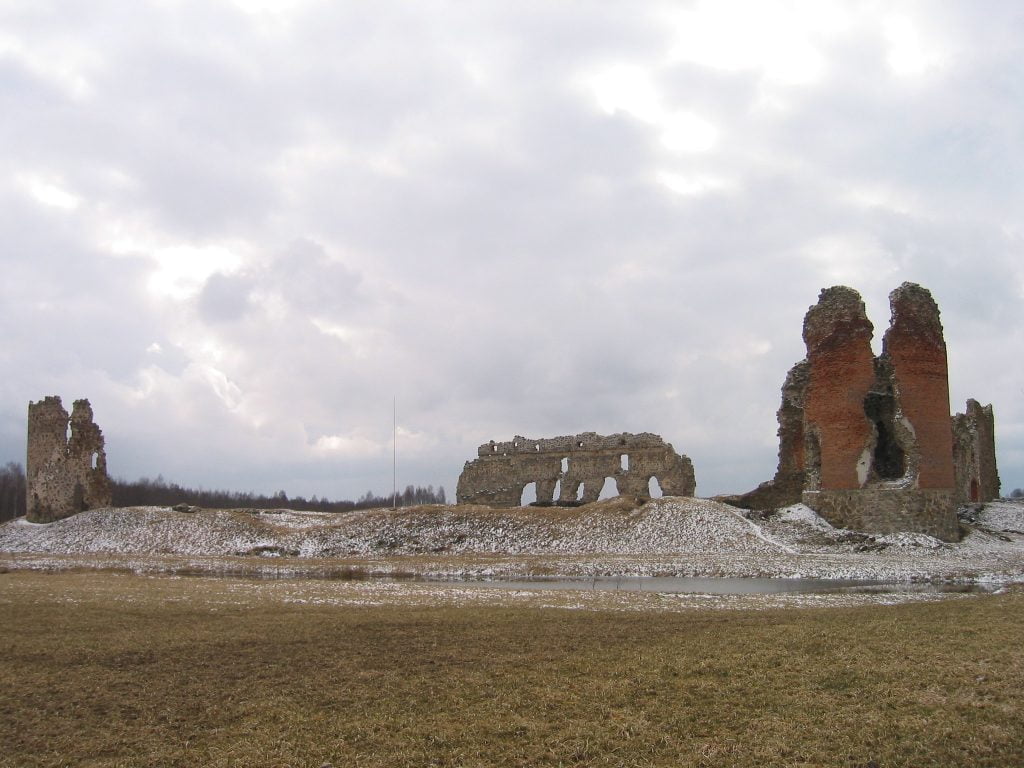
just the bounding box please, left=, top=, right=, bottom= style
left=730, top=282, right=998, bottom=542
left=26, top=396, right=112, bottom=523
left=799, top=283, right=960, bottom=540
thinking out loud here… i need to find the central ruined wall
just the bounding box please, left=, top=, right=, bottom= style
left=457, top=432, right=695, bottom=507
left=26, top=396, right=112, bottom=523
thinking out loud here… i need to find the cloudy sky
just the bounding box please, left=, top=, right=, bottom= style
left=2, top=0, right=1022, bottom=502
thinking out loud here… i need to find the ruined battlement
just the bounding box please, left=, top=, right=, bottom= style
left=477, top=432, right=674, bottom=457
left=26, top=396, right=112, bottom=523
left=458, top=432, right=695, bottom=507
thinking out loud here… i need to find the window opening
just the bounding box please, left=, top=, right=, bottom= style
left=520, top=482, right=537, bottom=506
left=863, top=392, right=905, bottom=480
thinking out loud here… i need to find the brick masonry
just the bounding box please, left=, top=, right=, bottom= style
left=727, top=283, right=999, bottom=542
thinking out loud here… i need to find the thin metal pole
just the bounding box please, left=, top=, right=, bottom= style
left=392, top=397, right=397, bottom=509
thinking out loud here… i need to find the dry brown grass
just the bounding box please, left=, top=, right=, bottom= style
left=1, top=571, right=1022, bottom=768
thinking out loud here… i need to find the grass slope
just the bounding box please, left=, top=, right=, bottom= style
left=1, top=572, right=1022, bottom=767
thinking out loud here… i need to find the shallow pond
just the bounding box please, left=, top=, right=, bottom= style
left=431, top=576, right=997, bottom=595
left=154, top=564, right=1002, bottom=595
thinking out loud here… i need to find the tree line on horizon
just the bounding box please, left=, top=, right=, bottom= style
left=0, top=463, right=27, bottom=524
left=0, top=462, right=446, bottom=522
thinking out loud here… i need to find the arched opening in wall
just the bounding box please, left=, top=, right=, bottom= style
left=520, top=482, right=537, bottom=506
left=620, top=454, right=629, bottom=471
left=91, top=452, right=99, bottom=469
left=864, top=392, right=905, bottom=480
left=552, top=480, right=561, bottom=503
left=970, top=478, right=980, bottom=502
left=561, top=457, right=568, bottom=474
left=599, top=477, right=617, bottom=500
left=648, top=477, right=663, bottom=499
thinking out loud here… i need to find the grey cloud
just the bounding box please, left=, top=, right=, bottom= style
left=0, top=2, right=1022, bottom=500
left=198, top=273, right=253, bottom=324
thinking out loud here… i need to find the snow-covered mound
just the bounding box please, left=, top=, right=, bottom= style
left=875, top=531, right=945, bottom=549
left=977, top=500, right=1024, bottom=534
left=0, top=498, right=783, bottom=557
left=2, top=498, right=1023, bottom=583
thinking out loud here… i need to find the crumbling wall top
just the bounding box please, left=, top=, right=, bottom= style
left=802, top=286, right=874, bottom=354
left=477, top=432, right=673, bottom=458
left=883, top=282, right=945, bottom=353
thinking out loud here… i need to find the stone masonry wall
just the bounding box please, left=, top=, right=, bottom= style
left=26, top=396, right=112, bottom=523
left=457, top=432, right=695, bottom=507
left=802, top=489, right=959, bottom=541
left=952, top=399, right=1000, bottom=504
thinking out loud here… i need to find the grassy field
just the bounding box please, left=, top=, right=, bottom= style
left=1, top=571, right=1021, bottom=767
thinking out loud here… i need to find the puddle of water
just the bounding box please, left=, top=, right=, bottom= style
left=112, top=565, right=1000, bottom=595
left=435, top=576, right=998, bottom=595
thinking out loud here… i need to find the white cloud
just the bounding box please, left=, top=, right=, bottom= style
left=313, top=432, right=384, bottom=458
left=800, top=234, right=897, bottom=289
left=17, top=173, right=81, bottom=210
left=588, top=64, right=718, bottom=153
left=663, top=0, right=847, bottom=86
left=0, top=31, right=95, bottom=100
left=657, top=171, right=734, bottom=197
left=884, top=14, right=945, bottom=77
left=0, top=1, right=1022, bottom=501
left=147, top=245, right=243, bottom=299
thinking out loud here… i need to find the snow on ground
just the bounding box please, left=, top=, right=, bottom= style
left=0, top=498, right=781, bottom=559
left=2, top=498, right=1023, bottom=591
left=977, top=500, right=1024, bottom=534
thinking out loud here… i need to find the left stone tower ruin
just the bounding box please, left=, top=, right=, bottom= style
left=26, top=396, right=112, bottom=522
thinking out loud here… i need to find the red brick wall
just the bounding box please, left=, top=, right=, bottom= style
left=802, top=287, right=876, bottom=490
left=883, top=284, right=955, bottom=489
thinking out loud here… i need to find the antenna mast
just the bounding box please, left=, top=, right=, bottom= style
left=392, top=396, right=397, bottom=509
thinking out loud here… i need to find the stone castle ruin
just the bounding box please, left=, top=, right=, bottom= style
left=457, top=432, right=695, bottom=507
left=24, top=284, right=998, bottom=539
left=953, top=399, right=1000, bottom=505
left=726, top=283, right=999, bottom=541
left=26, top=396, right=112, bottom=523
